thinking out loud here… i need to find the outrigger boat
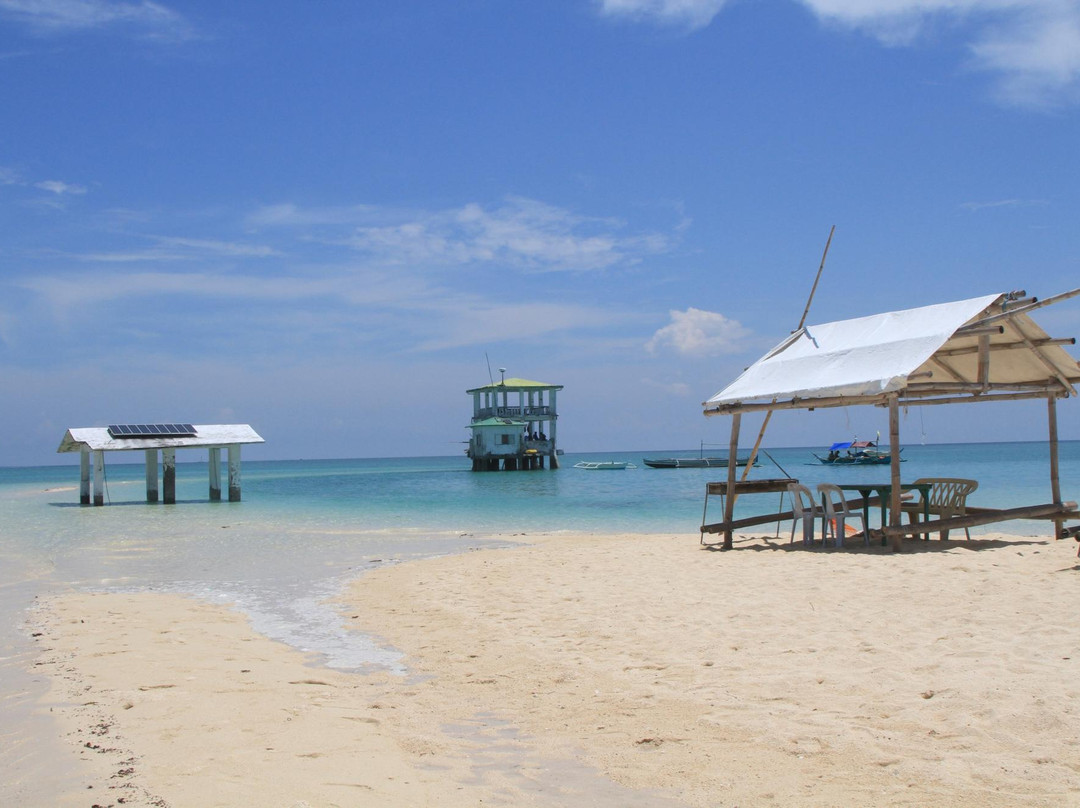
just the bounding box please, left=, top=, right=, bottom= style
left=643, top=443, right=758, bottom=469
left=642, top=456, right=756, bottom=469
left=813, top=440, right=900, bottom=465
left=574, top=460, right=637, bottom=470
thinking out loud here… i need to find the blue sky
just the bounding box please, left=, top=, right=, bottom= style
left=2, top=0, right=1079, bottom=465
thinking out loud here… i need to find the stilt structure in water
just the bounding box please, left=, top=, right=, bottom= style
left=57, top=423, right=264, bottom=505
left=466, top=372, right=562, bottom=471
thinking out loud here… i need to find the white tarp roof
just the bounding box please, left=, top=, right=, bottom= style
left=57, top=424, right=264, bottom=453
left=705, top=293, right=1080, bottom=411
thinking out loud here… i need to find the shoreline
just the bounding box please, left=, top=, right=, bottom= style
left=22, top=530, right=1080, bottom=806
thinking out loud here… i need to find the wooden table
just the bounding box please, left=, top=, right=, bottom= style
left=701, top=478, right=795, bottom=543
left=837, top=482, right=932, bottom=543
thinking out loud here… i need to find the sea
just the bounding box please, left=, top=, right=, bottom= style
left=1, top=441, right=1077, bottom=799
left=3, top=441, right=1078, bottom=657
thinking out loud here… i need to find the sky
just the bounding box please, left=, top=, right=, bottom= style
left=2, top=0, right=1079, bottom=466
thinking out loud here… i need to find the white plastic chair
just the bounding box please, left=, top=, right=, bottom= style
left=787, top=483, right=820, bottom=546
left=901, top=478, right=979, bottom=540
left=818, top=483, right=869, bottom=547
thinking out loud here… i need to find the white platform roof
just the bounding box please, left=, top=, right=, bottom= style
left=58, top=424, right=264, bottom=454
left=705, top=292, right=1080, bottom=415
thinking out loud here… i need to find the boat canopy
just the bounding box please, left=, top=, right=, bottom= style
left=829, top=440, right=876, bottom=450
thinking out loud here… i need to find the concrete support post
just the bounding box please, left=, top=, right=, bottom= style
left=209, top=447, right=222, bottom=501
left=228, top=444, right=242, bottom=501
left=145, top=449, right=159, bottom=503
left=92, top=450, right=104, bottom=506
left=80, top=449, right=91, bottom=505
left=548, top=389, right=558, bottom=468
left=163, top=448, right=176, bottom=504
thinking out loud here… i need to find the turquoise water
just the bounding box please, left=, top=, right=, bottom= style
left=7, top=441, right=1076, bottom=535
left=1, top=441, right=1077, bottom=798
left=2, top=440, right=1077, bottom=672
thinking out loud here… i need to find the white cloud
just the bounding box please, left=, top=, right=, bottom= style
left=43, top=234, right=277, bottom=263
left=34, top=179, right=86, bottom=195
left=959, top=197, right=1048, bottom=210
left=8, top=196, right=681, bottom=358
left=410, top=299, right=612, bottom=351
left=0, top=0, right=193, bottom=40
left=641, top=376, right=693, bottom=395
left=256, top=197, right=672, bottom=273
left=597, top=0, right=729, bottom=29
left=799, top=0, right=1080, bottom=106
left=152, top=235, right=278, bottom=257
left=970, top=2, right=1080, bottom=104
left=597, top=0, right=1080, bottom=106
left=245, top=203, right=377, bottom=228
left=17, top=270, right=317, bottom=311
left=646, top=307, right=751, bottom=356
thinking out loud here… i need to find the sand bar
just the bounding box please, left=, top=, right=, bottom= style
left=27, top=531, right=1080, bottom=806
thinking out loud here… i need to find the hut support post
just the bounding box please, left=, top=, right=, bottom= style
left=80, top=449, right=90, bottom=505
left=208, top=447, right=222, bottom=501
left=92, top=450, right=104, bottom=506
left=1049, top=394, right=1063, bottom=539
left=888, top=395, right=903, bottom=552
left=228, top=445, right=242, bottom=502
left=163, top=448, right=176, bottom=504
left=145, top=449, right=159, bottom=503
left=722, top=413, right=742, bottom=550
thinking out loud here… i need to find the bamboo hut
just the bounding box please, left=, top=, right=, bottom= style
left=702, top=289, right=1080, bottom=551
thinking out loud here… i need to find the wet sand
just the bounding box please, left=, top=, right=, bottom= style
left=25, top=531, right=1080, bottom=806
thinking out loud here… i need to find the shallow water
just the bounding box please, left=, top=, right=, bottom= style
left=1, top=441, right=1077, bottom=799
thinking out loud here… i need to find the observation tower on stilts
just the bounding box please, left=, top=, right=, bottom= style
left=466, top=371, right=562, bottom=471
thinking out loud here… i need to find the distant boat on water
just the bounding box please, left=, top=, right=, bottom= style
left=813, top=440, right=901, bottom=465
left=642, top=456, right=755, bottom=469
left=643, top=443, right=757, bottom=469
left=574, top=460, right=636, bottom=470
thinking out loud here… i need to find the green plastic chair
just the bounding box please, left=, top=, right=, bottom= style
left=901, top=478, right=978, bottom=540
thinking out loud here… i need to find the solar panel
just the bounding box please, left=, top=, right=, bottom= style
left=108, top=423, right=197, bottom=438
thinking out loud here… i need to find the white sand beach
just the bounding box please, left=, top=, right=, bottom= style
left=27, top=531, right=1080, bottom=807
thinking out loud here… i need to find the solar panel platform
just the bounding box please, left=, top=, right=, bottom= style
left=107, top=423, right=197, bottom=438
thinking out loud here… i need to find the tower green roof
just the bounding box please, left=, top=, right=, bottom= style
left=466, top=377, right=563, bottom=394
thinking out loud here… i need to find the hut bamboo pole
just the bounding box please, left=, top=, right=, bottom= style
left=722, top=413, right=741, bottom=550
left=737, top=227, right=835, bottom=483
left=903, top=381, right=1064, bottom=394
left=888, top=394, right=903, bottom=551
left=958, top=286, right=1080, bottom=330
left=977, top=334, right=990, bottom=388
left=1003, top=316, right=1077, bottom=396
left=895, top=390, right=1064, bottom=407
left=935, top=337, right=1075, bottom=358
left=930, top=355, right=967, bottom=383
left=740, top=410, right=771, bottom=482
left=796, top=225, right=834, bottom=331
left=702, top=496, right=874, bottom=534
left=881, top=501, right=1079, bottom=540
left=1049, top=394, right=1063, bottom=539
left=705, top=384, right=1060, bottom=417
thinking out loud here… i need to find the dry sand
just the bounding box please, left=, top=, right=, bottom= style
left=26, top=532, right=1080, bottom=807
